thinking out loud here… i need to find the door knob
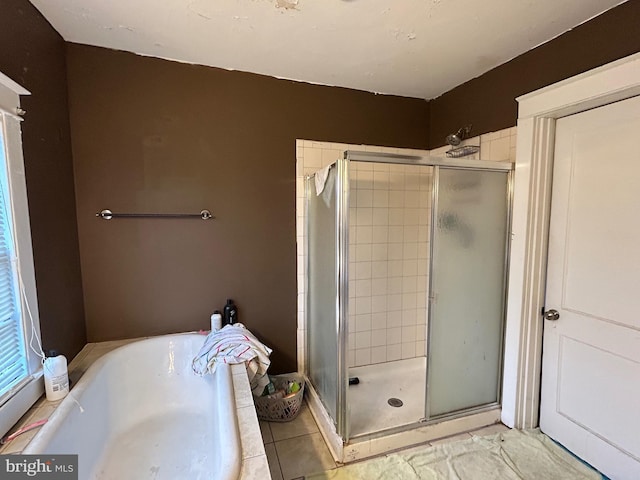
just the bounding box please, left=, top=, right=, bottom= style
left=543, top=309, right=560, bottom=321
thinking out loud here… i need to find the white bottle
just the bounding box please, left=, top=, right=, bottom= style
left=210, top=310, right=222, bottom=332
left=43, top=354, right=69, bottom=401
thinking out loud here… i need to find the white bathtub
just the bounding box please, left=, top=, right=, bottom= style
left=24, top=333, right=242, bottom=480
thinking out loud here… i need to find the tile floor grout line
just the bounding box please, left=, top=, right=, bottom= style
left=272, top=432, right=287, bottom=480
left=271, top=429, right=321, bottom=442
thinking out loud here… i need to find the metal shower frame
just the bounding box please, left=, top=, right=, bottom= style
left=306, top=150, right=513, bottom=444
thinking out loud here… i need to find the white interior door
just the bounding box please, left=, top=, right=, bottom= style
left=540, top=95, right=640, bottom=480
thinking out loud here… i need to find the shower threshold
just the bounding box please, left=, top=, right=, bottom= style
left=306, top=378, right=501, bottom=464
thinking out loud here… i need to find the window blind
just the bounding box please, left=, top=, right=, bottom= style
left=0, top=122, right=27, bottom=401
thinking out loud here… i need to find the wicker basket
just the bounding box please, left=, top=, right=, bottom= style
left=254, top=374, right=305, bottom=422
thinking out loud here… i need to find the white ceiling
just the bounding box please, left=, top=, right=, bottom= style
left=30, top=0, right=626, bottom=99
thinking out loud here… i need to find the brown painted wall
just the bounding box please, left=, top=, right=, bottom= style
left=0, top=0, right=86, bottom=358
left=429, top=0, right=640, bottom=147
left=66, top=44, right=429, bottom=372
left=13, top=0, right=628, bottom=372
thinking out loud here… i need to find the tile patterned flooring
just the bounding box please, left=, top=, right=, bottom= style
left=261, top=400, right=510, bottom=480
left=261, top=405, right=337, bottom=480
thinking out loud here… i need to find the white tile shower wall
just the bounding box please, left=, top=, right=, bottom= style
left=348, top=161, right=431, bottom=367
left=296, top=141, right=431, bottom=370
left=296, top=127, right=516, bottom=371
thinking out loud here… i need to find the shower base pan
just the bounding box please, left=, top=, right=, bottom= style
left=349, top=357, right=426, bottom=437
left=306, top=375, right=501, bottom=464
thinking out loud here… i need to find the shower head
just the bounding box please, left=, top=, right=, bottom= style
left=446, top=124, right=473, bottom=146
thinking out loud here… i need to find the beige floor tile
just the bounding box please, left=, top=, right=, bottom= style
left=429, top=432, right=473, bottom=446
left=264, top=442, right=284, bottom=480
left=260, top=420, right=273, bottom=444
left=275, top=432, right=336, bottom=480
left=269, top=405, right=319, bottom=441
left=469, top=423, right=510, bottom=437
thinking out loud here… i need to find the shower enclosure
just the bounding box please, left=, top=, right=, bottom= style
left=305, top=151, right=512, bottom=452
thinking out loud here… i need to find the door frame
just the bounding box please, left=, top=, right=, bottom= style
left=502, top=52, right=640, bottom=429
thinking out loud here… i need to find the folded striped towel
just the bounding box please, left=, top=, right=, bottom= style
left=192, top=323, right=273, bottom=395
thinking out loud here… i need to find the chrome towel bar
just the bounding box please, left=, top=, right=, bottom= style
left=96, top=209, right=214, bottom=220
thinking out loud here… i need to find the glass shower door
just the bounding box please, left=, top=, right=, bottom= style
left=427, top=167, right=510, bottom=418
left=306, top=160, right=348, bottom=437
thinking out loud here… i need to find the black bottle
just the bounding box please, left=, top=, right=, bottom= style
left=223, top=299, right=238, bottom=326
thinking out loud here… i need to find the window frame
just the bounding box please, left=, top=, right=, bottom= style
left=0, top=72, right=44, bottom=438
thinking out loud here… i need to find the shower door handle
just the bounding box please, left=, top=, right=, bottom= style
left=543, top=309, right=560, bottom=321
